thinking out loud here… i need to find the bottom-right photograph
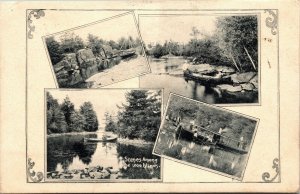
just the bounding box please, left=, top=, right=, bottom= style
left=153, top=93, right=259, bottom=180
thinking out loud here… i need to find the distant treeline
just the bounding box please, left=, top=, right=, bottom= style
left=146, top=16, right=258, bottom=72
left=167, top=95, right=257, bottom=148
left=46, top=33, right=142, bottom=65
left=47, top=92, right=98, bottom=134
left=104, top=90, right=161, bottom=142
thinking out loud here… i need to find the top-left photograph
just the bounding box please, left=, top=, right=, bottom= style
left=43, top=12, right=150, bottom=88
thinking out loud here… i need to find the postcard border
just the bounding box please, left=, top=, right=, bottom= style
left=26, top=9, right=280, bottom=184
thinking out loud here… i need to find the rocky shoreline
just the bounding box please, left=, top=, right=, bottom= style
left=47, top=165, right=124, bottom=180
left=163, top=62, right=258, bottom=96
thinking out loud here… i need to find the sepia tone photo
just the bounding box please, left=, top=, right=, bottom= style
left=139, top=15, right=259, bottom=105
left=44, top=12, right=150, bottom=88
left=45, top=89, right=162, bottom=181
left=153, top=93, right=258, bottom=180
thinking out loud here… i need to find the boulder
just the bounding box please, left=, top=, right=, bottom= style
left=64, top=53, right=77, bottom=65
left=110, top=174, right=119, bottom=179
left=217, top=84, right=243, bottom=92
left=187, top=64, right=216, bottom=74
left=249, top=75, right=258, bottom=89
left=76, top=49, right=96, bottom=67
left=216, top=66, right=236, bottom=73
left=101, top=169, right=110, bottom=179
left=231, top=72, right=257, bottom=84
left=241, top=83, right=255, bottom=91
left=106, top=167, right=119, bottom=174
left=89, top=171, right=103, bottom=179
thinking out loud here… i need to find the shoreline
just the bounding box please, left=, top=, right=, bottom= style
left=47, top=131, right=101, bottom=137
left=47, top=131, right=155, bottom=145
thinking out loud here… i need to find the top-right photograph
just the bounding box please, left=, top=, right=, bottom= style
left=139, top=14, right=259, bottom=105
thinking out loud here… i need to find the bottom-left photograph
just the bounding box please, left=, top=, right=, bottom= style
left=45, top=89, right=162, bottom=181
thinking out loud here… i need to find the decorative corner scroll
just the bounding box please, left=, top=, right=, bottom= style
left=27, top=9, right=45, bottom=39
left=262, top=158, right=280, bottom=182
left=27, top=158, right=44, bottom=182
left=264, top=9, right=278, bottom=35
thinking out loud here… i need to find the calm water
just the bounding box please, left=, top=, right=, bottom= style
left=140, top=57, right=258, bottom=104
left=47, top=133, right=161, bottom=180
left=154, top=123, right=247, bottom=179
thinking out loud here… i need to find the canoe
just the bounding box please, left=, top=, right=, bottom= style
left=176, top=123, right=248, bottom=154
left=84, top=136, right=117, bottom=143
left=183, top=70, right=232, bottom=85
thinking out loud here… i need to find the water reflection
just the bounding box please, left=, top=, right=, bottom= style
left=140, top=57, right=258, bottom=104
left=47, top=133, right=160, bottom=179
left=155, top=130, right=246, bottom=178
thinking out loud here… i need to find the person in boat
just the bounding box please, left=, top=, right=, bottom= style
left=181, top=60, right=189, bottom=71
left=238, top=136, right=244, bottom=149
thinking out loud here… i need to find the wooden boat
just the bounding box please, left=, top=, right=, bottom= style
left=112, top=49, right=136, bottom=59
left=84, top=136, right=117, bottom=143
left=175, top=123, right=248, bottom=154
left=183, top=70, right=232, bottom=85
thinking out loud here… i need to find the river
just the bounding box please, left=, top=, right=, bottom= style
left=140, top=57, right=258, bottom=104
left=47, top=132, right=161, bottom=180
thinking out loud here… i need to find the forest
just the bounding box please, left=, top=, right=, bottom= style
left=104, top=90, right=161, bottom=142
left=46, top=92, right=99, bottom=134
left=46, top=33, right=142, bottom=65
left=147, top=16, right=258, bottom=72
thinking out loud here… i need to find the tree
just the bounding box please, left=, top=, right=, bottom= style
left=87, top=34, right=106, bottom=55
left=60, top=32, right=85, bottom=53
left=68, top=111, right=86, bottom=132
left=46, top=92, right=67, bottom=134
left=215, top=16, right=258, bottom=71
left=104, top=112, right=117, bottom=132
left=45, top=36, right=64, bottom=65
left=79, top=102, right=99, bottom=132
left=60, top=96, right=75, bottom=131
left=117, top=90, right=161, bottom=141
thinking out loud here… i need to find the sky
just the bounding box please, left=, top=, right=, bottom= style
left=47, top=89, right=160, bottom=128
left=139, top=15, right=218, bottom=45
left=48, top=90, right=129, bottom=128
left=52, top=13, right=140, bottom=43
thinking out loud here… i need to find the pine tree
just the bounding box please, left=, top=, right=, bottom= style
left=60, top=96, right=75, bottom=132
left=117, top=90, right=161, bottom=141
left=79, top=102, right=99, bottom=132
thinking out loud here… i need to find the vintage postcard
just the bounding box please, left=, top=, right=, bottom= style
left=43, top=12, right=150, bottom=88
left=139, top=14, right=260, bottom=105
left=45, top=89, right=162, bottom=181
left=0, top=1, right=299, bottom=193
left=153, top=93, right=259, bottom=180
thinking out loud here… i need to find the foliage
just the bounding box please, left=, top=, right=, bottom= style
left=104, top=112, right=117, bottom=132
left=59, top=32, right=85, bottom=53
left=46, top=92, right=99, bottom=134
left=147, top=16, right=258, bottom=72
left=215, top=16, right=258, bottom=71
left=46, top=92, right=67, bottom=134
left=45, top=36, right=64, bottom=65
left=80, top=102, right=99, bottom=132
left=116, top=90, right=161, bottom=142
left=60, top=96, right=75, bottom=131
left=167, top=95, right=257, bottom=146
